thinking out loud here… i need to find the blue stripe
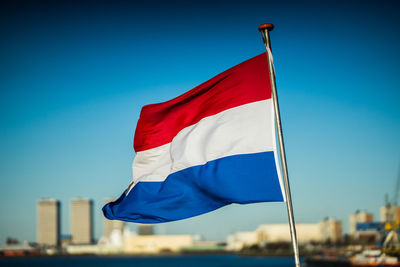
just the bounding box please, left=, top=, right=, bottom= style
left=103, top=151, right=284, bottom=223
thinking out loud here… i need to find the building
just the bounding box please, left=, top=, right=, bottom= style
left=37, top=199, right=60, bottom=246
left=104, top=198, right=124, bottom=239
left=380, top=205, right=400, bottom=223
left=137, top=224, right=154, bottom=235
left=0, top=241, right=40, bottom=256
left=60, top=234, right=72, bottom=247
left=226, top=231, right=258, bottom=251
left=355, top=222, right=385, bottom=243
left=71, top=198, right=93, bottom=244
left=253, top=220, right=343, bottom=246
left=349, top=210, right=373, bottom=236
left=319, top=217, right=343, bottom=242
left=256, top=223, right=322, bottom=244
left=123, top=235, right=193, bottom=254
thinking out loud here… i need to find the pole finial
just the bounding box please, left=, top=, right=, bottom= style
left=258, top=23, right=274, bottom=32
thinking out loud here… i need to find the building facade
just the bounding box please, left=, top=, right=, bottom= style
left=250, top=220, right=343, bottom=247
left=37, top=199, right=60, bottom=246
left=319, top=217, right=343, bottom=242
left=349, top=210, right=374, bottom=236
left=380, top=205, right=400, bottom=223
left=256, top=223, right=322, bottom=244
left=123, top=235, right=193, bottom=253
left=71, top=198, right=93, bottom=244
left=226, top=231, right=258, bottom=251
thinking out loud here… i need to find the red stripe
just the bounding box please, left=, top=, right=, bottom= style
left=134, top=53, right=272, bottom=152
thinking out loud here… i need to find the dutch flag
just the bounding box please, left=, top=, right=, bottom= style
left=103, top=53, right=285, bottom=223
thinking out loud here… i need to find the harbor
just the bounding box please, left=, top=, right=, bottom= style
left=1, top=1, right=399, bottom=266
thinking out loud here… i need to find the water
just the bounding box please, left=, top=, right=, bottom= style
left=0, top=255, right=302, bottom=267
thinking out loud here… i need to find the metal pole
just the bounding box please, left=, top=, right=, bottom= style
left=258, top=23, right=300, bottom=267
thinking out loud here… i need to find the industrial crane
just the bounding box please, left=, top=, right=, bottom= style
left=382, top=164, right=400, bottom=254
left=384, top=165, right=400, bottom=226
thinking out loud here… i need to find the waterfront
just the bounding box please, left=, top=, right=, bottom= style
left=0, top=255, right=300, bottom=267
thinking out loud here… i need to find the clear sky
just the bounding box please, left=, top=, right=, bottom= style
left=0, top=0, right=399, bottom=242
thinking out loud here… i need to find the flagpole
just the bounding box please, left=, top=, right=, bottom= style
left=258, top=23, right=301, bottom=267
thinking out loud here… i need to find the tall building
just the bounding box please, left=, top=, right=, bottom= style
left=104, top=198, right=124, bottom=239
left=71, top=198, right=93, bottom=244
left=37, top=199, right=60, bottom=246
left=349, top=210, right=373, bottom=236
left=380, top=205, right=400, bottom=223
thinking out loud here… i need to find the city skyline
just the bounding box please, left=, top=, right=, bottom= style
left=29, top=197, right=398, bottom=245
left=1, top=0, right=399, bottom=243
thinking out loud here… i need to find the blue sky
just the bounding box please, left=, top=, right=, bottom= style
left=0, top=0, right=399, bottom=242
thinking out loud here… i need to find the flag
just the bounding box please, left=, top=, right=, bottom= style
left=103, top=53, right=285, bottom=223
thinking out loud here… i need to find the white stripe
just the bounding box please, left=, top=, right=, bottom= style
left=131, top=99, right=281, bottom=187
